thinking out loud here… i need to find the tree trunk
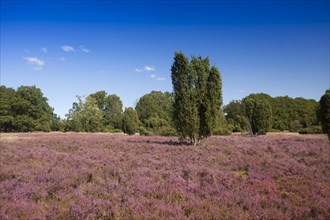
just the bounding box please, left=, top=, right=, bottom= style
left=191, top=134, right=200, bottom=146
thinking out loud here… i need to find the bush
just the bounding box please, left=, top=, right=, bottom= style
left=102, top=125, right=114, bottom=133
left=289, top=120, right=302, bottom=132
left=299, top=126, right=323, bottom=134
left=112, top=128, right=123, bottom=133
left=139, top=127, right=153, bottom=136
left=122, top=108, right=140, bottom=135
left=213, top=127, right=232, bottom=136
left=157, top=126, right=177, bottom=136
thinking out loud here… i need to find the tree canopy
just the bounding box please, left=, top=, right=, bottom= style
left=65, top=92, right=123, bottom=132
left=225, top=93, right=320, bottom=134
left=0, top=85, right=53, bottom=132
left=135, top=91, right=175, bottom=135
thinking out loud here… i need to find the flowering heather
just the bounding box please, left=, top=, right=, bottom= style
left=0, top=133, right=329, bottom=219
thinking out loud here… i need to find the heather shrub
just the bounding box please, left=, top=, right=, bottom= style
left=1, top=133, right=329, bottom=219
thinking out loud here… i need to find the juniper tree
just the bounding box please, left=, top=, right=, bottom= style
left=242, top=97, right=272, bottom=135
left=171, top=52, right=222, bottom=145
left=171, top=52, right=192, bottom=141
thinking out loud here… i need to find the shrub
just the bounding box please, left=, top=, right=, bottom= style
left=213, top=127, right=232, bottom=136
left=122, top=108, right=140, bottom=135
left=289, top=120, right=302, bottom=132
left=139, top=127, right=153, bottom=136
left=299, top=126, right=323, bottom=134
left=157, top=126, right=177, bottom=136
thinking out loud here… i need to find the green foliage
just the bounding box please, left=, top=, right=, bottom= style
left=298, top=126, right=323, bottom=134
left=213, top=109, right=232, bottom=136
left=171, top=52, right=191, bottom=140
left=50, top=113, right=61, bottom=131
left=13, top=115, right=36, bottom=132
left=105, top=94, right=123, bottom=130
left=289, top=120, right=302, bottom=132
left=0, top=85, right=53, bottom=132
left=319, top=89, right=330, bottom=140
left=157, top=126, right=177, bottom=136
left=80, top=96, right=104, bottom=132
left=272, top=96, right=318, bottom=130
left=294, top=98, right=318, bottom=128
left=89, top=91, right=123, bottom=130
left=65, top=96, right=103, bottom=132
left=242, top=96, right=272, bottom=135
left=135, top=91, right=174, bottom=136
left=89, top=90, right=107, bottom=110
left=65, top=91, right=123, bottom=132
left=224, top=100, right=245, bottom=132
left=225, top=93, right=319, bottom=134
left=139, top=126, right=153, bottom=136
left=171, top=52, right=222, bottom=145
left=251, top=99, right=273, bottom=135
left=122, top=107, right=140, bottom=135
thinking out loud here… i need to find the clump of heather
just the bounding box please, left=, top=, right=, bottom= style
left=0, top=133, right=329, bottom=219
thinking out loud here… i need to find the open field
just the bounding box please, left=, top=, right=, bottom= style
left=0, top=133, right=329, bottom=219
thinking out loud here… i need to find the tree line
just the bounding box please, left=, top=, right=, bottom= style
left=224, top=93, right=322, bottom=135
left=1, top=52, right=329, bottom=144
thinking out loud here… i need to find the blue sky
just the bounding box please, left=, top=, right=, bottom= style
left=1, top=0, right=329, bottom=117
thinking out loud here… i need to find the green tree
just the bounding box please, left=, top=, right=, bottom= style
left=0, top=86, right=16, bottom=131
left=88, top=91, right=123, bottom=131
left=89, top=90, right=107, bottom=111
left=223, top=100, right=245, bottom=132
left=65, top=96, right=103, bottom=132
left=171, top=52, right=222, bottom=145
left=122, top=107, right=139, bottom=135
left=171, top=52, right=192, bottom=140
left=319, top=89, right=330, bottom=140
left=0, top=85, right=53, bottom=132
left=135, top=91, right=174, bottom=135
left=50, top=113, right=61, bottom=131
left=293, top=98, right=318, bottom=128
left=65, top=98, right=84, bottom=131
left=242, top=96, right=272, bottom=135
left=105, top=94, right=123, bottom=130
left=16, top=86, right=53, bottom=132
left=272, top=96, right=295, bottom=131
left=205, top=66, right=223, bottom=135
left=79, top=96, right=103, bottom=132
left=251, top=99, right=273, bottom=135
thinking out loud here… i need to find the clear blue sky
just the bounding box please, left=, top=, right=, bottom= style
left=1, top=0, right=329, bottom=117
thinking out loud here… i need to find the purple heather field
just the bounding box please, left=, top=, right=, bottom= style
left=0, top=133, right=329, bottom=219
